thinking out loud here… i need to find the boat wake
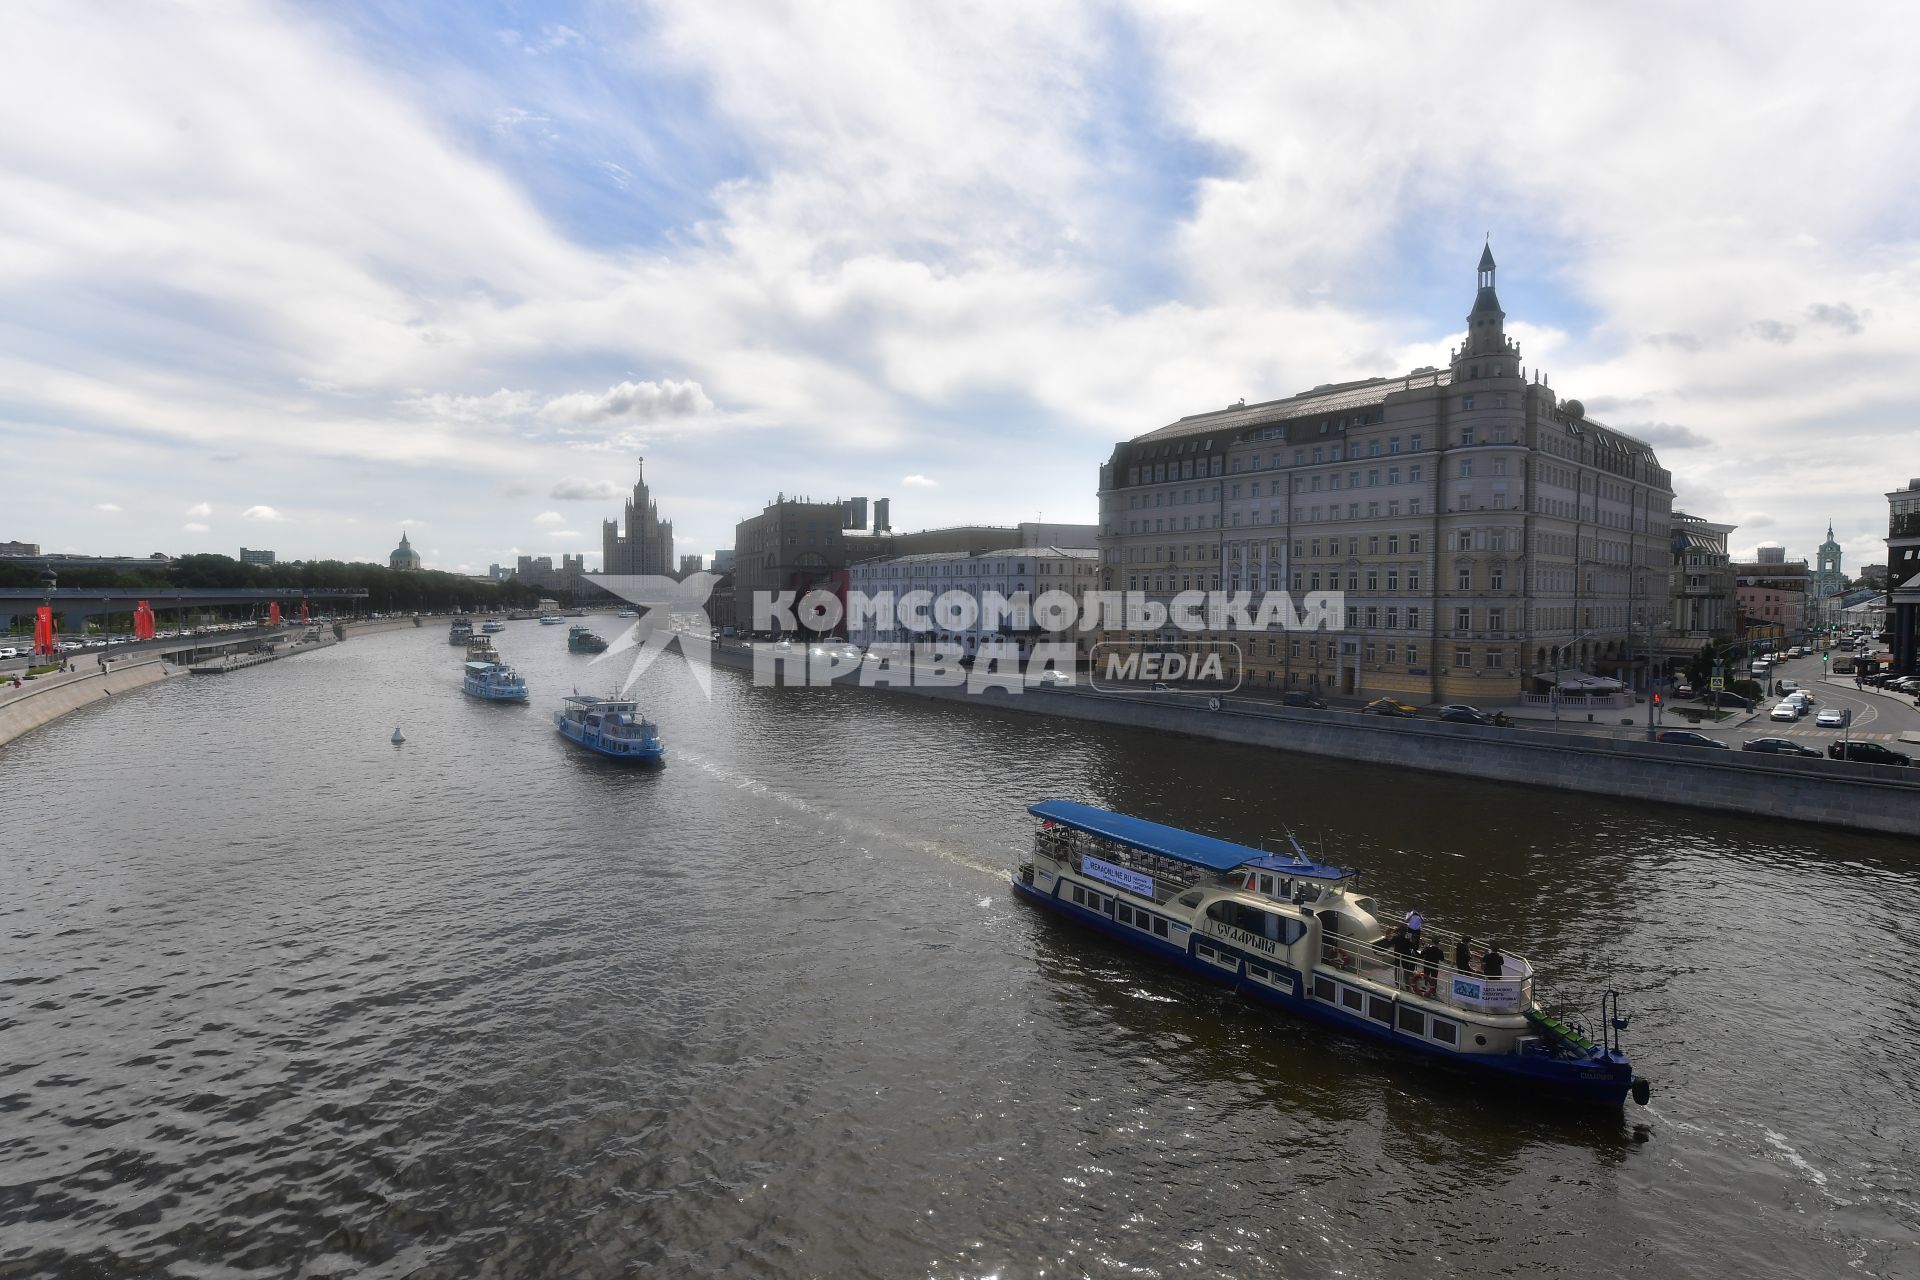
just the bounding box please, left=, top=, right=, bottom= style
left=671, top=746, right=1011, bottom=881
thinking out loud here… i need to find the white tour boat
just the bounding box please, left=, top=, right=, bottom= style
left=1012, top=800, right=1649, bottom=1107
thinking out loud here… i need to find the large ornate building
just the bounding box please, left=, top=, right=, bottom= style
left=602, top=459, right=675, bottom=576
left=1096, top=245, right=1674, bottom=702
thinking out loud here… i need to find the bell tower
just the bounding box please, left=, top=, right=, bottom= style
left=1452, top=240, right=1520, bottom=381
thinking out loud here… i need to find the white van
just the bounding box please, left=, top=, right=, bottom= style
left=1750, top=661, right=1769, bottom=677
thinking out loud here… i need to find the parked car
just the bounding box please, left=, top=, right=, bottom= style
left=1814, top=708, right=1847, bottom=728
left=1828, top=741, right=1912, bottom=766
left=1038, top=670, right=1074, bottom=686
left=1742, top=737, right=1822, bottom=757
left=1280, top=690, right=1327, bottom=709
left=1363, top=698, right=1419, bottom=717
left=1657, top=730, right=1730, bottom=750
left=1768, top=702, right=1801, bottom=722
left=1673, top=682, right=1694, bottom=697
left=1779, top=679, right=1799, bottom=693
left=1439, top=707, right=1493, bottom=725
left=0, top=646, right=17, bottom=659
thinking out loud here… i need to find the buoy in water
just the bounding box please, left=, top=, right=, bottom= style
left=391, top=727, right=406, bottom=745
left=1631, top=1077, right=1652, bottom=1106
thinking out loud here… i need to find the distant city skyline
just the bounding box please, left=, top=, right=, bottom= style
left=5, top=3, right=1915, bottom=575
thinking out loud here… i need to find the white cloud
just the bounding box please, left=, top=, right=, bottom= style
left=549, top=530, right=581, bottom=538
left=96, top=502, right=122, bottom=512
left=186, top=501, right=212, bottom=517
left=5, top=2, right=1919, bottom=571
left=902, top=474, right=936, bottom=487
left=539, top=379, right=714, bottom=427
left=184, top=521, right=210, bottom=533
left=550, top=478, right=625, bottom=500
left=533, top=511, right=566, bottom=525
left=242, top=505, right=287, bottom=522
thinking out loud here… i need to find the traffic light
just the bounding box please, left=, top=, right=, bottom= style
left=1652, top=692, right=1662, bottom=706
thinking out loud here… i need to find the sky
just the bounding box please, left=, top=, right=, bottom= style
left=4, top=1, right=1918, bottom=576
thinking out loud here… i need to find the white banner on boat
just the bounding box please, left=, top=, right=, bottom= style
left=1450, top=975, right=1525, bottom=1012
left=1083, top=855, right=1154, bottom=899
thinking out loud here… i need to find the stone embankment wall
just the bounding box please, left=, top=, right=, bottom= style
left=702, top=642, right=1920, bottom=836
left=0, top=658, right=181, bottom=750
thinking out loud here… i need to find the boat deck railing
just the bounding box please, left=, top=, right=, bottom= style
left=1035, top=826, right=1235, bottom=906
left=1320, top=933, right=1534, bottom=1015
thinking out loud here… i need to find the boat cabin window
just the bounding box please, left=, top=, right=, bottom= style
left=1251, top=873, right=1296, bottom=899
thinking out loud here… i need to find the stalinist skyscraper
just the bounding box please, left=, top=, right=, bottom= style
left=602, top=458, right=675, bottom=575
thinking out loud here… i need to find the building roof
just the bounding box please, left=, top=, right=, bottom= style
left=1128, top=373, right=1447, bottom=447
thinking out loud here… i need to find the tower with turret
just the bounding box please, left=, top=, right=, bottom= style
left=1814, top=520, right=1844, bottom=597
left=602, top=458, right=676, bottom=576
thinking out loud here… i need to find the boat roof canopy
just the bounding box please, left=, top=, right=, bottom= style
left=1028, top=800, right=1350, bottom=879
left=463, top=660, right=499, bottom=671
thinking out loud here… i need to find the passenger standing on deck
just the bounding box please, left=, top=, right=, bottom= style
left=1420, top=940, right=1443, bottom=997
left=1405, top=909, right=1423, bottom=946
left=1454, top=934, right=1474, bottom=975
left=1482, top=941, right=1506, bottom=977
left=1390, top=926, right=1416, bottom=987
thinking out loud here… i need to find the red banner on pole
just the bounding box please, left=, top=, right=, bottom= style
left=299, top=600, right=309, bottom=623
left=34, top=606, right=55, bottom=657
left=268, top=602, right=282, bottom=626
left=133, top=600, right=155, bottom=641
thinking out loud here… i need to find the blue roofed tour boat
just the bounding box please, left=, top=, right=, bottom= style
left=463, top=660, right=528, bottom=702
left=448, top=616, right=474, bottom=645
left=481, top=619, right=505, bottom=634
left=1013, top=801, right=1650, bottom=1107
left=555, top=694, right=663, bottom=762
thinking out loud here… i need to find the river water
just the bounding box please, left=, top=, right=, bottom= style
left=3, top=622, right=1916, bottom=1279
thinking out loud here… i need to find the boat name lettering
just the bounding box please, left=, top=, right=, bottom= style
left=1212, top=922, right=1279, bottom=957
left=1082, top=856, right=1154, bottom=898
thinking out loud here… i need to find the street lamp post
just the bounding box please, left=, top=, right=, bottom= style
left=1551, top=629, right=1599, bottom=729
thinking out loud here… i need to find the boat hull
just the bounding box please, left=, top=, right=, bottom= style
left=463, top=683, right=528, bottom=702
left=1011, top=874, right=1634, bottom=1106
left=554, top=719, right=663, bottom=763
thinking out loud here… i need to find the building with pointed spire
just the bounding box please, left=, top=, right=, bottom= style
left=602, top=458, right=675, bottom=577
left=1095, top=242, right=1675, bottom=703
left=389, top=530, right=421, bottom=571
left=1814, top=521, right=1845, bottom=597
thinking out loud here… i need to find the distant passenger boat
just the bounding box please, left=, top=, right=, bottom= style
left=616, top=608, right=639, bottom=618
left=538, top=614, right=566, bottom=625
left=567, top=625, right=608, bottom=654
left=481, top=620, right=505, bottom=633
left=554, top=694, right=662, bottom=762
left=448, top=616, right=474, bottom=645
left=463, top=659, right=529, bottom=702
left=1012, top=801, right=1650, bottom=1107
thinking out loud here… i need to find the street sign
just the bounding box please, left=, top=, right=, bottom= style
left=1710, top=676, right=1725, bottom=690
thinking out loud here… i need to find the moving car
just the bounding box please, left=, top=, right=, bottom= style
left=1814, top=708, right=1847, bottom=728
left=1657, top=730, right=1730, bottom=750
left=1827, top=741, right=1912, bottom=766
left=1741, top=737, right=1822, bottom=758
left=1038, top=670, right=1074, bottom=686
left=1439, top=707, right=1493, bottom=724
left=1280, top=690, right=1327, bottom=709
left=1768, top=702, right=1801, bottom=722
left=1362, top=697, right=1419, bottom=717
